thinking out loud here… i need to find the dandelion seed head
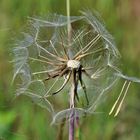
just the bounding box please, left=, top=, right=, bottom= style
left=13, top=11, right=140, bottom=124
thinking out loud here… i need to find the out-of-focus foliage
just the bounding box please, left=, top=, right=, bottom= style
left=0, top=0, right=140, bottom=140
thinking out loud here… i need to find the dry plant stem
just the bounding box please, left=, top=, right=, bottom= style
left=66, top=0, right=75, bottom=140
left=69, top=110, right=75, bottom=140
left=67, top=0, right=73, bottom=59
left=69, top=70, right=76, bottom=140
left=75, top=116, right=80, bottom=140
left=67, top=0, right=71, bottom=45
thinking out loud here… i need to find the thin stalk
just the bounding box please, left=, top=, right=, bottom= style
left=69, top=70, right=76, bottom=140
left=67, top=0, right=73, bottom=59
left=75, top=116, right=81, bottom=140
left=69, top=110, right=75, bottom=140
left=66, top=1, right=79, bottom=140
left=67, top=0, right=71, bottom=44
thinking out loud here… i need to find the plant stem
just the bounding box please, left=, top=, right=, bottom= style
left=69, top=70, right=75, bottom=140
left=67, top=1, right=75, bottom=140
left=75, top=116, right=81, bottom=140
left=69, top=109, right=75, bottom=140
left=66, top=0, right=71, bottom=43
left=66, top=0, right=73, bottom=59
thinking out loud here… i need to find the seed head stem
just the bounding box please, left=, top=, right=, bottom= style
left=66, top=0, right=71, bottom=44
left=66, top=0, right=75, bottom=139
left=66, top=0, right=73, bottom=59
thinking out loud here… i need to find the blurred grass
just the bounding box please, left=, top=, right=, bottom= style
left=0, top=0, right=140, bottom=140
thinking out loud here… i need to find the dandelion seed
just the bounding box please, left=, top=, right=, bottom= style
left=109, top=80, right=127, bottom=115
left=114, top=81, right=131, bottom=116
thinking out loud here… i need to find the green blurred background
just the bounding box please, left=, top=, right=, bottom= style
left=0, top=0, right=140, bottom=139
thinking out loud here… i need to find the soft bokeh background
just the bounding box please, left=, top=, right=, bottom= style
left=0, top=0, right=140, bottom=140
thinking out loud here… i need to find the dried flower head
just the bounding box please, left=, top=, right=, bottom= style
left=13, top=11, right=140, bottom=124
